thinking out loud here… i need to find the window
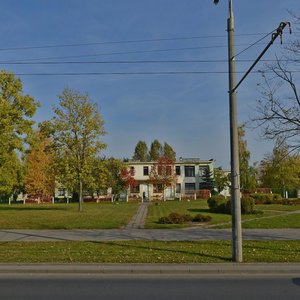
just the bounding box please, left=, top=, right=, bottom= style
left=199, top=166, right=209, bottom=177
left=175, top=166, right=181, bottom=175
left=58, top=189, right=65, bottom=197
left=143, top=166, right=149, bottom=176
left=185, top=183, right=195, bottom=193
left=184, top=166, right=195, bottom=177
left=130, top=166, right=135, bottom=176
left=130, top=185, right=140, bottom=193
left=176, top=183, right=181, bottom=193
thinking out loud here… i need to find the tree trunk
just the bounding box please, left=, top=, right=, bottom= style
left=79, top=178, right=83, bottom=211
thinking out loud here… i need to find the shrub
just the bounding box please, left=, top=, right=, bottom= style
left=193, top=214, right=212, bottom=222
left=207, top=195, right=229, bottom=213
left=249, top=193, right=282, bottom=204
left=241, top=197, right=255, bottom=214
left=158, top=212, right=212, bottom=224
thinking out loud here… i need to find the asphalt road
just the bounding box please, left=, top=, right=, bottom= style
left=0, top=274, right=299, bottom=300
left=0, top=228, right=300, bottom=241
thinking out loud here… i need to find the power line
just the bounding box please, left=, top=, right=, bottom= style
left=13, top=70, right=300, bottom=76
left=0, top=59, right=298, bottom=65
left=0, top=32, right=289, bottom=52
left=1, top=42, right=271, bottom=63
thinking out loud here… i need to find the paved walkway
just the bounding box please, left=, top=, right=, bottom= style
left=125, top=201, right=149, bottom=229
left=0, top=228, right=299, bottom=242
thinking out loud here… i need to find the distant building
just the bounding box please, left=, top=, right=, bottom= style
left=126, top=158, right=214, bottom=201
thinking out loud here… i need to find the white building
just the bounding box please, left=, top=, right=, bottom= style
left=126, top=158, right=214, bottom=201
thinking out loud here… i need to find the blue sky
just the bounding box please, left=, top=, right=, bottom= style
left=1, top=0, right=299, bottom=168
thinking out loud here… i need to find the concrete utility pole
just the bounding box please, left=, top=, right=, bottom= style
left=227, top=0, right=242, bottom=263
left=213, top=0, right=291, bottom=263
left=213, top=0, right=242, bottom=262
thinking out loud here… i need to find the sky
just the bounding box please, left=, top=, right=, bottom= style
left=0, top=0, right=299, bottom=169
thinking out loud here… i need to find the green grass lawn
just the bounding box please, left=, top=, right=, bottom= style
left=1, top=240, right=299, bottom=263
left=145, top=200, right=300, bottom=229
left=0, top=202, right=139, bottom=229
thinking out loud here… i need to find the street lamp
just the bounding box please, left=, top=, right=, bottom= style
left=213, top=0, right=242, bottom=262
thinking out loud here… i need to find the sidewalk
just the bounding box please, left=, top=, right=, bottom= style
left=0, top=263, right=299, bottom=275
left=125, top=201, right=149, bottom=229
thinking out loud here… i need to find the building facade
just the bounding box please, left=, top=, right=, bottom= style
left=126, top=158, right=214, bottom=201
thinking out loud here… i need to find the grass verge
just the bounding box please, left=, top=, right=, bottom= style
left=146, top=200, right=300, bottom=229
left=1, top=241, right=300, bottom=263
left=0, top=202, right=139, bottom=229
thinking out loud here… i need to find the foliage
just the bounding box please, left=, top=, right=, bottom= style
left=158, top=212, right=211, bottom=224
left=24, top=131, right=55, bottom=196
left=149, top=139, right=162, bottom=161
left=249, top=193, right=282, bottom=204
left=163, top=142, right=176, bottom=160
left=41, top=88, right=106, bottom=211
left=207, top=195, right=230, bottom=213
left=132, top=140, right=148, bottom=161
left=259, top=140, right=300, bottom=194
left=238, top=125, right=257, bottom=190
left=199, top=166, right=215, bottom=191
left=240, top=197, right=255, bottom=214
left=148, top=156, right=177, bottom=201
left=214, top=167, right=229, bottom=193
left=207, top=195, right=256, bottom=214
left=0, top=71, right=39, bottom=198
left=0, top=151, right=23, bottom=201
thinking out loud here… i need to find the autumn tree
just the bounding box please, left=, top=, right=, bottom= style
left=0, top=71, right=39, bottom=199
left=41, top=88, right=106, bottom=211
left=149, top=156, right=177, bottom=201
left=24, top=131, right=55, bottom=198
left=133, top=140, right=148, bottom=161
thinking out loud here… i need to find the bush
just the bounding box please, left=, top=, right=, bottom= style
left=207, top=195, right=229, bottom=213
left=158, top=212, right=212, bottom=224
left=249, top=193, right=282, bottom=204
left=193, top=214, right=212, bottom=222
left=241, top=197, right=255, bottom=214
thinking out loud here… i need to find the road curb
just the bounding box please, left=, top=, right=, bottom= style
left=0, top=263, right=299, bottom=275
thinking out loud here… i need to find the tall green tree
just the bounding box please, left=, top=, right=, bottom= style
left=0, top=71, right=39, bottom=199
left=163, top=142, right=176, bottom=160
left=259, top=140, right=300, bottom=196
left=149, top=139, right=162, bottom=161
left=42, top=88, right=106, bottom=211
left=133, top=140, right=148, bottom=161
left=238, top=125, right=257, bottom=190
left=199, top=167, right=214, bottom=191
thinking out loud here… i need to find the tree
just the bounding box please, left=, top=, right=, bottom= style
left=199, top=167, right=215, bottom=192
left=42, top=88, right=106, bottom=211
left=163, top=142, right=176, bottom=160
left=0, top=71, right=39, bottom=199
left=0, top=151, right=23, bottom=202
left=149, top=139, right=162, bottom=161
left=259, top=139, right=300, bottom=196
left=238, top=125, right=257, bottom=190
left=148, top=156, right=177, bottom=201
left=133, top=141, right=148, bottom=161
left=214, top=167, right=229, bottom=194
left=24, top=131, right=55, bottom=198
left=253, top=14, right=300, bottom=153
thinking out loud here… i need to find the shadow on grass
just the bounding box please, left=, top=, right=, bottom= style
left=91, top=240, right=232, bottom=262
left=187, top=208, right=211, bottom=213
